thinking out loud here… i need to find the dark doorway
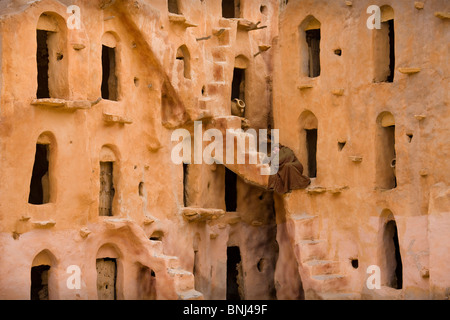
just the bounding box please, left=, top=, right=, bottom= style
left=306, top=29, right=321, bottom=78
left=306, top=129, right=317, bottom=178
left=377, top=122, right=397, bottom=190
left=31, top=265, right=50, bottom=300
left=222, top=0, right=239, bottom=19
left=36, top=30, right=50, bottom=99
left=227, top=246, right=242, bottom=300
left=387, top=20, right=395, bottom=83
left=101, top=45, right=118, bottom=101
left=231, top=68, right=245, bottom=101
left=374, top=16, right=395, bottom=83
left=225, top=168, right=237, bottom=212
left=29, top=144, right=50, bottom=205
left=183, top=163, right=189, bottom=207
left=137, top=266, right=156, bottom=300
left=168, top=0, right=179, bottom=14
left=384, top=220, right=403, bottom=289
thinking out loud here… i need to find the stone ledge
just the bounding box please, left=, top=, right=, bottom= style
left=349, top=156, right=363, bottom=163
left=31, top=220, right=56, bottom=228
left=398, top=67, right=421, bottom=75
left=79, top=227, right=91, bottom=238
left=435, top=12, right=450, bottom=19
left=304, top=186, right=349, bottom=195
left=31, top=98, right=94, bottom=111
left=168, top=13, right=198, bottom=28
left=103, top=112, right=133, bottom=124
left=298, top=83, right=314, bottom=90
left=181, top=207, right=225, bottom=222
left=331, top=89, right=345, bottom=96
left=306, top=186, right=327, bottom=195
left=236, top=19, right=267, bottom=31
left=414, top=114, right=427, bottom=121
left=328, top=186, right=349, bottom=195
left=103, top=218, right=133, bottom=229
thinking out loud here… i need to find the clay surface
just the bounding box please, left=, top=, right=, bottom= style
left=0, top=0, right=448, bottom=300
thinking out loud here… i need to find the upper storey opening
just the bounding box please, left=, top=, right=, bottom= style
left=299, top=16, right=321, bottom=78
left=36, top=12, right=69, bottom=99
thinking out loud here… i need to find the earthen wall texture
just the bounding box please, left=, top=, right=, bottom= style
left=0, top=0, right=448, bottom=300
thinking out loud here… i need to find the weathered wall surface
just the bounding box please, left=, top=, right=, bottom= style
left=0, top=0, right=448, bottom=300
left=0, top=0, right=280, bottom=300
left=273, top=0, right=449, bottom=299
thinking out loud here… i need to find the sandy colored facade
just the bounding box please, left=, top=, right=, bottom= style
left=0, top=0, right=448, bottom=300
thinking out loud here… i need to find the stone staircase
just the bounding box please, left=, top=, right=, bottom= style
left=151, top=242, right=203, bottom=300
left=101, top=218, right=203, bottom=300
left=199, top=20, right=235, bottom=118
left=286, top=212, right=358, bottom=300
left=211, top=116, right=271, bottom=188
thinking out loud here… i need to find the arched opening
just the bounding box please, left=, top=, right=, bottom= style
left=137, top=265, right=156, bottom=300
left=376, top=112, right=396, bottom=189
left=168, top=0, right=179, bottom=14
left=36, top=12, right=68, bottom=99
left=222, top=0, right=240, bottom=19
left=101, top=32, right=119, bottom=101
left=176, top=45, right=191, bottom=79
left=231, top=55, right=248, bottom=117
left=299, top=16, right=321, bottom=78
left=99, top=146, right=118, bottom=216
left=30, top=250, right=56, bottom=300
left=29, top=132, right=56, bottom=205
left=298, top=111, right=318, bottom=178
left=381, top=214, right=403, bottom=289
left=373, top=6, right=395, bottom=83
left=96, top=244, right=121, bottom=300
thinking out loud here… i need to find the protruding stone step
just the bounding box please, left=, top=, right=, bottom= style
left=148, top=239, right=164, bottom=253
left=177, top=289, right=204, bottom=300
left=310, top=274, right=347, bottom=292
left=289, top=214, right=320, bottom=241
left=181, top=207, right=225, bottom=222
left=168, top=13, right=198, bottom=28
left=296, top=240, right=327, bottom=262
left=304, top=260, right=340, bottom=276
left=31, top=98, right=93, bottom=111
left=103, top=112, right=133, bottom=125
left=213, top=116, right=242, bottom=132
left=212, top=27, right=231, bottom=46
left=317, top=292, right=360, bottom=300
left=211, top=46, right=230, bottom=62
left=206, top=81, right=227, bottom=97
left=213, top=61, right=227, bottom=82
left=168, top=268, right=196, bottom=292
left=153, top=254, right=180, bottom=269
